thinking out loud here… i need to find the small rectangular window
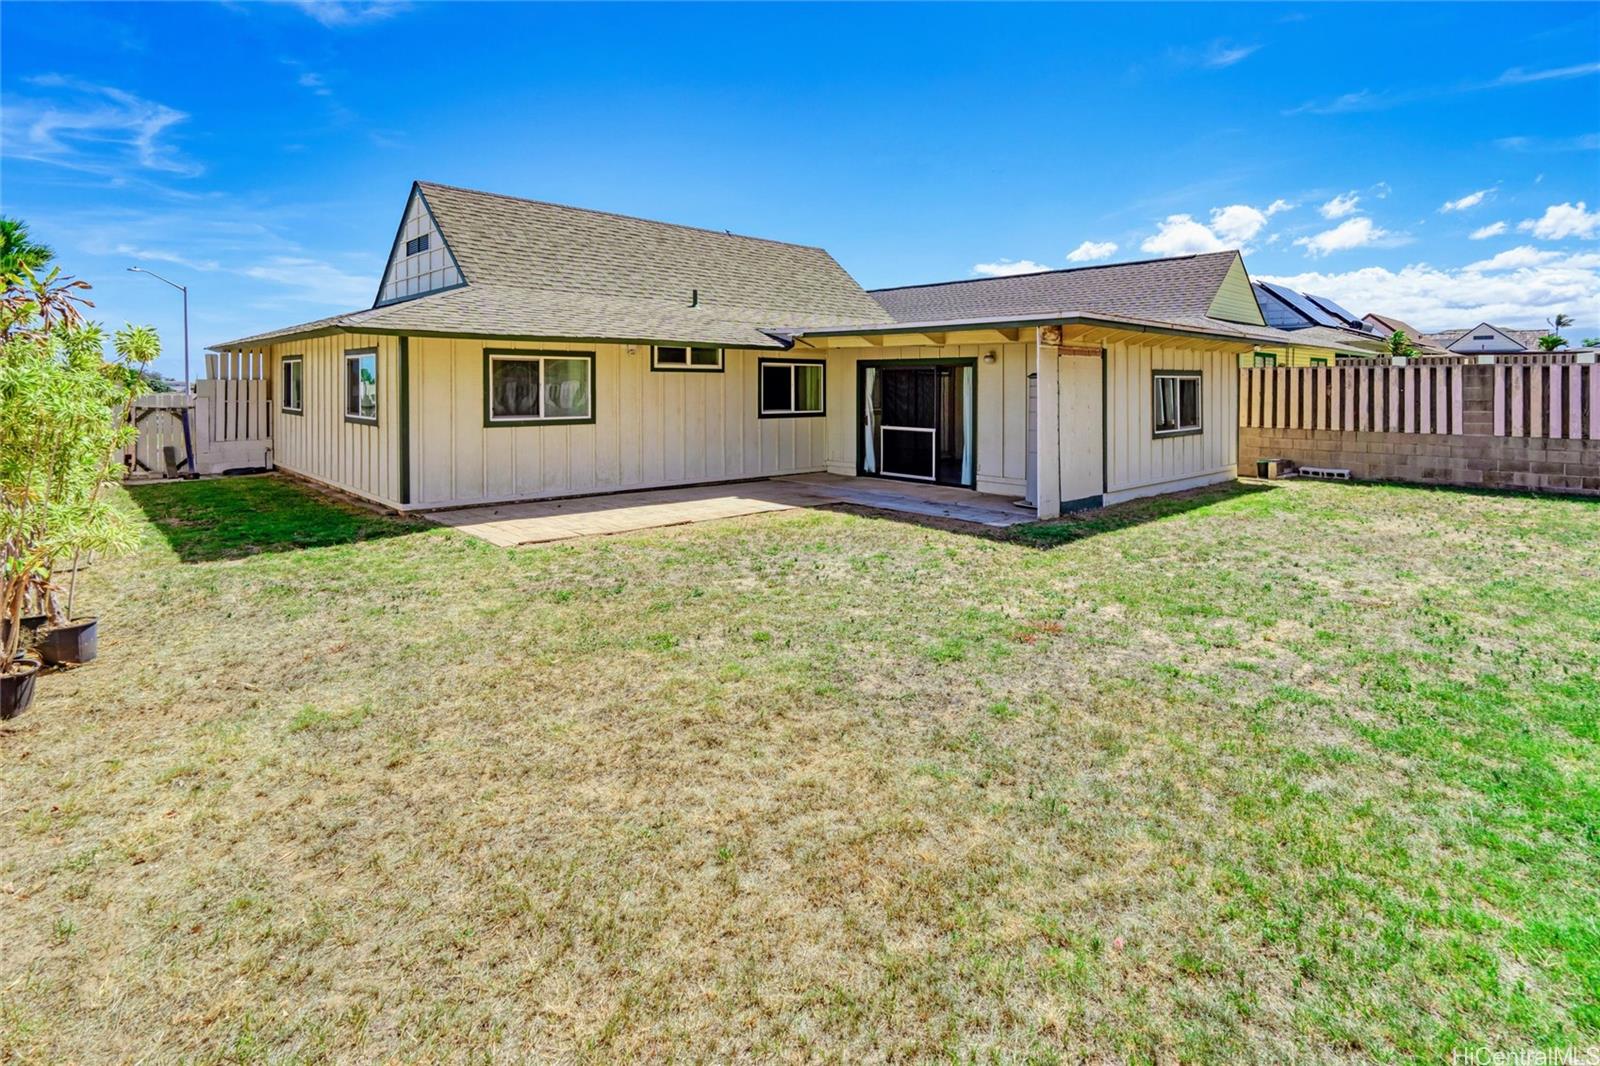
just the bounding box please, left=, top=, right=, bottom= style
left=1253, top=352, right=1278, bottom=368
left=652, top=345, right=722, bottom=371
left=345, top=349, right=378, bottom=423
left=1310, top=356, right=1330, bottom=367
left=281, top=355, right=303, bottom=414
left=405, top=234, right=430, bottom=256
left=485, top=350, right=595, bottom=425
left=759, top=360, right=825, bottom=417
left=1153, top=370, right=1201, bottom=437
left=1473, top=333, right=1493, bottom=340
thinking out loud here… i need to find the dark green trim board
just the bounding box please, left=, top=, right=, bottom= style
left=853, top=357, right=978, bottom=490
left=757, top=357, right=827, bottom=419
left=397, top=337, right=411, bottom=506
left=481, top=348, right=598, bottom=428
left=343, top=347, right=380, bottom=426
left=1062, top=494, right=1104, bottom=513
left=1151, top=368, right=1203, bottom=439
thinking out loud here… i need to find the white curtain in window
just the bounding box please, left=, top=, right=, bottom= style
left=961, top=365, right=974, bottom=485
left=862, top=366, right=877, bottom=473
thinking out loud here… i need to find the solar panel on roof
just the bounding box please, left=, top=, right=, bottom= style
left=1259, top=282, right=1343, bottom=328
left=1304, top=293, right=1363, bottom=328
left=1251, top=283, right=1312, bottom=330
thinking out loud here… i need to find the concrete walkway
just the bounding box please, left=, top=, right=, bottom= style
left=422, top=473, right=1032, bottom=547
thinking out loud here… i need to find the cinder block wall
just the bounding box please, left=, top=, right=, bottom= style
left=1238, top=366, right=1600, bottom=496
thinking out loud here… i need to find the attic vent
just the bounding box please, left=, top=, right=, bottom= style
left=405, top=234, right=430, bottom=256
left=1473, top=334, right=1493, bottom=340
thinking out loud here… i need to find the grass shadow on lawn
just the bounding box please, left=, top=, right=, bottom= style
left=1013, top=478, right=1278, bottom=548
left=125, top=475, right=423, bottom=563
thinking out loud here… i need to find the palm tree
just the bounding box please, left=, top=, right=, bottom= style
left=0, top=218, right=54, bottom=280
left=1548, top=312, right=1574, bottom=331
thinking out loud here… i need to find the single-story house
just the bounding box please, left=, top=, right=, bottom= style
left=1361, top=313, right=1454, bottom=356
left=213, top=181, right=1324, bottom=520
left=1246, top=281, right=1386, bottom=366
left=1424, top=322, right=1548, bottom=355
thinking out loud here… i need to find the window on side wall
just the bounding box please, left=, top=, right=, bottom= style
left=1253, top=352, right=1278, bottom=368
left=485, top=350, right=594, bottom=425
left=1153, top=370, right=1201, bottom=437
left=652, top=345, right=723, bottom=371
left=281, top=355, right=303, bottom=414
left=345, top=349, right=378, bottom=423
left=759, top=360, right=825, bottom=417
left=1310, top=356, right=1330, bottom=367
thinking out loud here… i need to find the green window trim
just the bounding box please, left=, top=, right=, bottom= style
left=344, top=348, right=379, bottom=425
left=1310, top=356, right=1330, bottom=367
left=1152, top=368, right=1202, bottom=439
left=1252, top=352, right=1279, bottom=368
left=757, top=358, right=826, bottom=418
left=280, top=355, right=304, bottom=415
left=481, top=348, right=597, bottom=427
left=651, top=344, right=724, bottom=372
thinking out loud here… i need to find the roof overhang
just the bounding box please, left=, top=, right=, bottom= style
left=782, top=311, right=1292, bottom=351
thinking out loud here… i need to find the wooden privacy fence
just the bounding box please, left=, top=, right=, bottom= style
left=1240, top=364, right=1467, bottom=435
left=1491, top=362, right=1600, bottom=440
left=127, top=355, right=273, bottom=479
left=1241, top=360, right=1600, bottom=441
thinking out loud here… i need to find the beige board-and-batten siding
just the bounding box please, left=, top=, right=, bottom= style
left=1102, top=341, right=1239, bottom=505
left=409, top=339, right=827, bottom=509
left=268, top=333, right=405, bottom=507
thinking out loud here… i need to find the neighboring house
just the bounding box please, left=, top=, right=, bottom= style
left=1424, top=322, right=1548, bottom=354
left=1246, top=282, right=1386, bottom=366
left=1361, top=313, right=1454, bottom=357
left=213, top=181, right=1323, bottom=519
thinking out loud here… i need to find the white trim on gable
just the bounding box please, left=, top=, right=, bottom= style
left=374, top=185, right=465, bottom=307
left=1445, top=322, right=1525, bottom=353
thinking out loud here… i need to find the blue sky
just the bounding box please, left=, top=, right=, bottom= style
left=3, top=1, right=1598, bottom=377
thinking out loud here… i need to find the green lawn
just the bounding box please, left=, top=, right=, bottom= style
left=2, top=474, right=1597, bottom=1062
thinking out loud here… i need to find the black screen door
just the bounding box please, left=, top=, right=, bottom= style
left=862, top=363, right=973, bottom=486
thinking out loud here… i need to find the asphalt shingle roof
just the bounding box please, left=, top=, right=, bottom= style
left=216, top=181, right=889, bottom=350
left=868, top=252, right=1245, bottom=325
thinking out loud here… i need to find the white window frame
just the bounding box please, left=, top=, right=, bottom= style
left=484, top=349, right=595, bottom=426
left=345, top=349, right=379, bottom=424
left=281, top=355, right=303, bottom=415
left=1152, top=370, right=1202, bottom=438
left=758, top=359, right=826, bottom=417
left=651, top=345, right=723, bottom=372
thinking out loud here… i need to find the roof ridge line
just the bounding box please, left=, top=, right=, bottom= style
left=415, top=180, right=833, bottom=254
left=867, top=250, right=1237, bottom=294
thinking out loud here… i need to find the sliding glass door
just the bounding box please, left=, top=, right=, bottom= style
left=859, top=361, right=975, bottom=487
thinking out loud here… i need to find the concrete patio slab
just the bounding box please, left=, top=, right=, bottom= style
left=423, top=474, right=1031, bottom=547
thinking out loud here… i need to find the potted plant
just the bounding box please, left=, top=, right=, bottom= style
left=2, top=247, right=148, bottom=712
left=33, top=324, right=154, bottom=667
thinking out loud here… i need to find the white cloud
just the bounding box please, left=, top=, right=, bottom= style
left=114, top=244, right=220, bottom=272
left=1141, top=214, right=1229, bottom=256
left=1494, top=62, right=1600, bottom=86
left=1288, top=62, right=1600, bottom=115
left=1319, top=192, right=1361, bottom=219
left=1209, top=204, right=1271, bottom=245
left=1518, top=202, right=1600, bottom=240
left=1466, top=246, right=1561, bottom=272
left=1202, top=41, right=1260, bottom=68
left=1469, top=221, right=1508, bottom=240
left=1139, top=199, right=1294, bottom=257
left=1065, top=241, right=1117, bottom=263
left=972, top=259, right=1052, bottom=277
left=1260, top=250, right=1600, bottom=333
left=1440, top=189, right=1491, bottom=212
left=1294, top=217, right=1389, bottom=257
left=0, top=75, right=199, bottom=177
left=286, top=1, right=408, bottom=28
left=1495, top=133, right=1600, bottom=153
left=242, top=255, right=376, bottom=305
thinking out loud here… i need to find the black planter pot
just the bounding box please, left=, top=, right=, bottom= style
left=38, top=618, right=98, bottom=667
left=1, top=658, right=40, bottom=720
left=21, top=613, right=47, bottom=632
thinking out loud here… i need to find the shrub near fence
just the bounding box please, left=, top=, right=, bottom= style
left=1238, top=357, right=1600, bottom=496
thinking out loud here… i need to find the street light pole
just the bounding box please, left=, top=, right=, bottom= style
left=127, top=266, right=190, bottom=395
